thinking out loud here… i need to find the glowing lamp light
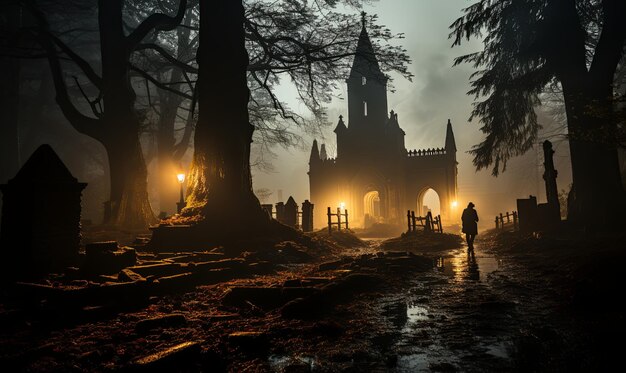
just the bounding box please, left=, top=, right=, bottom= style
left=451, top=200, right=458, bottom=208
left=339, top=202, right=346, bottom=211
left=177, top=173, right=185, bottom=184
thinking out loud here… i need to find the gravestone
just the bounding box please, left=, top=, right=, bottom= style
left=301, top=200, right=314, bottom=232
left=284, top=196, right=298, bottom=228
left=517, top=195, right=538, bottom=233
left=0, top=145, right=87, bottom=278
left=275, top=202, right=285, bottom=224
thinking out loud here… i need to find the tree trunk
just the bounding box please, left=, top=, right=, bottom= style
left=99, top=0, right=155, bottom=228
left=563, top=81, right=626, bottom=229
left=180, top=0, right=268, bottom=230
left=0, top=3, right=21, bottom=184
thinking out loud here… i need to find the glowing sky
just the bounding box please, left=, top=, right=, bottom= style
left=252, top=0, right=573, bottom=223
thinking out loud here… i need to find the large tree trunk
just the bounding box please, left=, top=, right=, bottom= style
left=99, top=0, right=155, bottom=228
left=180, top=0, right=268, bottom=230
left=563, top=81, right=626, bottom=229
left=0, top=3, right=21, bottom=185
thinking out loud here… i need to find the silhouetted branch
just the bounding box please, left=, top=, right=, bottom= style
left=126, top=0, right=187, bottom=49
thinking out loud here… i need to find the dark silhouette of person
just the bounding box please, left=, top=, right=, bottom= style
left=461, top=202, right=479, bottom=248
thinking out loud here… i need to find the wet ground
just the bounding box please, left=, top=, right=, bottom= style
left=2, top=230, right=623, bottom=371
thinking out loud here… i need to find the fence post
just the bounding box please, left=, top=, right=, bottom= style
left=327, top=207, right=332, bottom=235
left=337, top=207, right=342, bottom=231
left=411, top=211, right=416, bottom=231
left=437, top=215, right=443, bottom=233
left=407, top=210, right=411, bottom=232
left=495, top=216, right=499, bottom=229
left=513, top=211, right=518, bottom=230
left=345, top=210, right=349, bottom=230
left=499, top=213, right=503, bottom=229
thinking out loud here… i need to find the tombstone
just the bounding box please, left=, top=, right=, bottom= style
left=284, top=196, right=298, bottom=228
left=0, top=145, right=87, bottom=278
left=542, top=140, right=561, bottom=225
left=516, top=195, right=538, bottom=233
left=301, top=200, right=314, bottom=232
left=275, top=202, right=285, bottom=224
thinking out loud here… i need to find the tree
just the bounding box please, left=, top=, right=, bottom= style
left=0, top=2, right=22, bottom=187
left=451, top=0, right=626, bottom=228
left=167, top=0, right=411, bottom=241
left=22, top=0, right=188, bottom=229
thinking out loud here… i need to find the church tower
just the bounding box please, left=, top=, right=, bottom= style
left=346, top=14, right=389, bottom=135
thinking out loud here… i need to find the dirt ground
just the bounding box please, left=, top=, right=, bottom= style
left=0, top=227, right=624, bottom=372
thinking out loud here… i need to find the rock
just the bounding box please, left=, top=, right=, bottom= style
left=135, top=313, right=187, bottom=334
left=222, top=286, right=320, bottom=310
left=126, top=263, right=186, bottom=278
left=283, top=279, right=302, bottom=287
left=228, top=331, right=268, bottom=352
left=118, top=269, right=146, bottom=282
left=247, top=261, right=275, bottom=275
left=281, top=274, right=384, bottom=319
left=132, top=341, right=201, bottom=370
left=83, top=243, right=137, bottom=275
left=318, top=259, right=345, bottom=271
left=155, top=272, right=196, bottom=293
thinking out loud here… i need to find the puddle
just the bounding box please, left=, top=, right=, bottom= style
left=395, top=353, right=429, bottom=372
left=268, top=354, right=317, bottom=371
left=406, top=303, right=429, bottom=322
left=437, top=247, right=500, bottom=282
left=484, top=341, right=511, bottom=359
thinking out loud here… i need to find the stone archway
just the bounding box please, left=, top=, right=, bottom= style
left=418, top=188, right=441, bottom=217
left=363, top=190, right=382, bottom=228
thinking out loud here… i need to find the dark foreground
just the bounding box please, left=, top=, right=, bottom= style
left=0, top=228, right=624, bottom=372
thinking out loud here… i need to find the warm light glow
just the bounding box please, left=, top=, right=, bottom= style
left=451, top=200, right=458, bottom=208
left=177, top=173, right=185, bottom=184
left=339, top=202, right=346, bottom=211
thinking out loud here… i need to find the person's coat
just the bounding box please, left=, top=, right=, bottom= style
left=461, top=208, right=479, bottom=234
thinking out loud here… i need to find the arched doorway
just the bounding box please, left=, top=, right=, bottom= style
left=364, top=190, right=381, bottom=227
left=418, top=188, right=441, bottom=217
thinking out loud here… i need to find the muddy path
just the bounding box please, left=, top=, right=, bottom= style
left=1, top=232, right=611, bottom=372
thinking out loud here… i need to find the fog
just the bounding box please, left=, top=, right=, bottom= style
left=252, top=0, right=573, bottom=226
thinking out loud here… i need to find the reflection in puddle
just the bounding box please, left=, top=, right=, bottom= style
left=396, top=353, right=429, bottom=372
left=437, top=248, right=500, bottom=282
left=406, top=304, right=429, bottom=323
left=268, top=355, right=317, bottom=371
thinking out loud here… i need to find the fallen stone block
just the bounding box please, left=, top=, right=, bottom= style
left=222, top=286, right=319, bottom=310
left=118, top=269, right=146, bottom=282
left=228, top=331, right=269, bottom=352
left=155, top=272, right=196, bottom=293
left=83, top=242, right=137, bottom=275
left=132, top=341, right=201, bottom=371
left=318, top=259, right=346, bottom=271
left=127, top=263, right=186, bottom=278
left=135, top=313, right=187, bottom=334
left=281, top=274, right=384, bottom=319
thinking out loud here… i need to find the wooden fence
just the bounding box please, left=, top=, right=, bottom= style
left=407, top=210, right=443, bottom=233
left=327, top=207, right=349, bottom=234
left=495, top=211, right=518, bottom=230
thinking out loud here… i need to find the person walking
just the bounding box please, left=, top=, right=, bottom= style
left=462, top=202, right=479, bottom=248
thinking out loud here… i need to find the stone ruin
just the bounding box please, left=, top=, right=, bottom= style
left=0, top=144, right=87, bottom=278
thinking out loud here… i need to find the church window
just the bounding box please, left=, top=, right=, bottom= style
left=362, top=76, right=367, bottom=85
left=363, top=101, right=368, bottom=116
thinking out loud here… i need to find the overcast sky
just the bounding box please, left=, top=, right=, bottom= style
left=252, top=0, right=573, bottom=222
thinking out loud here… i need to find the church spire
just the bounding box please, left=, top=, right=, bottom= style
left=350, top=13, right=385, bottom=82
left=309, top=139, right=320, bottom=163
left=445, top=119, right=457, bottom=153
left=334, top=115, right=347, bottom=133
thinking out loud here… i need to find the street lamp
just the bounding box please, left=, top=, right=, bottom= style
left=176, top=172, right=186, bottom=213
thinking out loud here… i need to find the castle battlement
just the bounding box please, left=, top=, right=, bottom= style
left=407, top=148, right=447, bottom=157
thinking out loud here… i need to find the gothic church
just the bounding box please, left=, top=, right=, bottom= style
left=308, top=21, right=458, bottom=229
